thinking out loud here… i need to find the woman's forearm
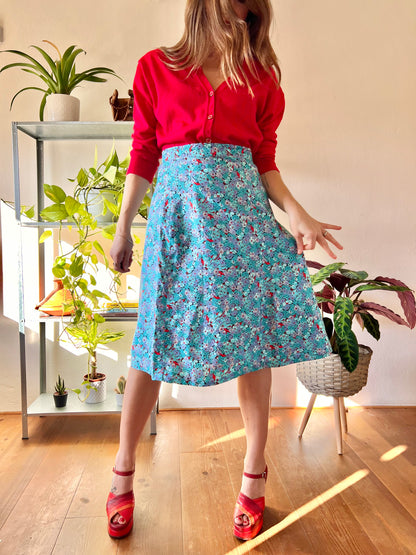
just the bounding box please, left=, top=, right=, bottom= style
left=116, top=173, right=151, bottom=237
left=260, top=170, right=302, bottom=215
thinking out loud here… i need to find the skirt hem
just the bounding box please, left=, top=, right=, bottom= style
left=130, top=347, right=333, bottom=388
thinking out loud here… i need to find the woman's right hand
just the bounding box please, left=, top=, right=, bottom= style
left=110, top=233, right=134, bottom=273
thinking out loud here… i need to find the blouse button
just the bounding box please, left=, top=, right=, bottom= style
left=207, top=114, right=213, bottom=120
left=209, top=91, right=214, bottom=97
left=205, top=138, right=211, bottom=143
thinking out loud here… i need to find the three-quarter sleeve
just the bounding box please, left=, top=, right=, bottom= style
left=252, top=73, right=285, bottom=175
left=127, top=57, right=161, bottom=182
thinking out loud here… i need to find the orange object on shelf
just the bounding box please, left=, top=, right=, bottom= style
left=35, top=279, right=75, bottom=316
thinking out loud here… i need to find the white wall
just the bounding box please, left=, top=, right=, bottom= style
left=0, top=0, right=415, bottom=411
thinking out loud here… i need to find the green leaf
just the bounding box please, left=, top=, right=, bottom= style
left=39, top=230, right=52, bottom=243
left=90, top=275, right=97, bottom=286
left=44, top=184, right=66, bottom=203
left=337, top=330, right=359, bottom=372
left=333, top=297, right=354, bottom=339
left=315, top=295, right=334, bottom=305
left=93, top=313, right=106, bottom=323
left=22, top=205, right=35, bottom=219
left=102, top=166, right=117, bottom=185
left=52, top=266, right=66, bottom=278
left=360, top=312, right=381, bottom=340
left=92, top=290, right=111, bottom=300
left=91, top=254, right=98, bottom=265
left=65, top=196, right=81, bottom=216
left=69, top=256, right=84, bottom=278
left=9, top=86, right=48, bottom=110
left=354, top=283, right=411, bottom=293
left=102, top=197, right=118, bottom=216
left=79, top=241, right=93, bottom=256
left=93, top=241, right=105, bottom=256
left=339, top=269, right=368, bottom=281
left=310, top=262, right=346, bottom=286
left=40, top=203, right=68, bottom=221
left=76, top=168, right=89, bottom=188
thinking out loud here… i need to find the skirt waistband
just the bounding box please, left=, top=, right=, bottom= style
left=161, top=143, right=253, bottom=164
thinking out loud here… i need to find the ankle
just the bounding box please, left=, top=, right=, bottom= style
left=114, top=450, right=136, bottom=472
left=243, top=456, right=266, bottom=474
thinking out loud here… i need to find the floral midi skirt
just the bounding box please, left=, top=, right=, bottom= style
left=130, top=143, right=332, bottom=386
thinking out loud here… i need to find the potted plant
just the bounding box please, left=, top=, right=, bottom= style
left=68, top=319, right=125, bottom=404
left=296, top=261, right=416, bottom=397
left=39, top=183, right=125, bottom=403
left=71, top=146, right=154, bottom=224
left=53, top=374, right=68, bottom=408
left=114, top=375, right=126, bottom=407
left=0, top=40, right=120, bottom=120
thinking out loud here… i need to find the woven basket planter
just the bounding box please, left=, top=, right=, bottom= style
left=296, top=345, right=373, bottom=397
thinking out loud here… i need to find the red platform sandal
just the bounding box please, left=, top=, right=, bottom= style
left=233, top=465, right=268, bottom=541
left=106, top=467, right=135, bottom=539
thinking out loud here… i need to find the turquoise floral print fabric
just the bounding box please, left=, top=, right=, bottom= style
left=131, top=144, right=332, bottom=386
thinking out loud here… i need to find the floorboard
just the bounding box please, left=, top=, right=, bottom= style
left=0, top=408, right=415, bottom=555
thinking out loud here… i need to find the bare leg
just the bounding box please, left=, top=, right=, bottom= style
left=235, top=366, right=272, bottom=526
left=110, top=367, right=161, bottom=523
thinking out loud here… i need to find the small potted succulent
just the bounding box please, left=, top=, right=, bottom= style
left=297, top=261, right=416, bottom=397
left=0, top=40, right=120, bottom=120
left=53, top=374, right=68, bottom=408
left=114, top=375, right=126, bottom=407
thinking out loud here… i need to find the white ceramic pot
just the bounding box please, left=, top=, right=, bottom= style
left=115, top=393, right=124, bottom=408
left=78, top=189, right=117, bottom=224
left=44, top=94, right=80, bottom=121
left=82, top=373, right=107, bottom=404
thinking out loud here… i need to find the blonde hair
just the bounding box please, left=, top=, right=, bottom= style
left=159, top=0, right=281, bottom=95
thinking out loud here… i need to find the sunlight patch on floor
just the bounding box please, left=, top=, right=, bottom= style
left=380, top=444, right=408, bottom=462
left=201, top=418, right=280, bottom=449
left=225, top=469, right=370, bottom=554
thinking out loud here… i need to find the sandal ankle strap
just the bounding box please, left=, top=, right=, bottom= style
left=243, top=465, right=268, bottom=480
left=112, top=466, right=135, bottom=477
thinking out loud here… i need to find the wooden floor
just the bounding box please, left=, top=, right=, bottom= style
left=0, top=407, right=415, bottom=555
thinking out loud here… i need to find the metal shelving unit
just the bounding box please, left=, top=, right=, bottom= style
left=12, top=121, right=158, bottom=439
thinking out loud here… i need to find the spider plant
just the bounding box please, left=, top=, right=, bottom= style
left=0, top=40, right=120, bottom=120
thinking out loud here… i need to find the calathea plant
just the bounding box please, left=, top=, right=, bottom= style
left=307, top=261, right=416, bottom=372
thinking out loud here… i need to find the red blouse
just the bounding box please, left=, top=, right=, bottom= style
left=127, top=48, right=285, bottom=182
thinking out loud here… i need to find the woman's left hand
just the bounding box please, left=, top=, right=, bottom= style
left=287, top=204, right=343, bottom=259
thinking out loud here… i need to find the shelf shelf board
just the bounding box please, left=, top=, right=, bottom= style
left=32, top=312, right=138, bottom=324
left=27, top=392, right=122, bottom=416
left=19, top=220, right=148, bottom=229
left=14, top=121, right=133, bottom=141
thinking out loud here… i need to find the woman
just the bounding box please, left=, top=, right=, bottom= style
left=108, top=0, right=343, bottom=542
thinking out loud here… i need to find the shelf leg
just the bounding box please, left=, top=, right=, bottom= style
left=150, top=398, right=158, bottom=435
left=20, top=330, right=29, bottom=439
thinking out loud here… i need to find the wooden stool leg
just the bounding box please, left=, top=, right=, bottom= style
left=339, top=397, right=348, bottom=433
left=333, top=397, right=343, bottom=455
left=298, top=393, right=317, bottom=438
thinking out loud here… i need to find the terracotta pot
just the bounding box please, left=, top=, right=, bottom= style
left=35, top=279, right=74, bottom=316
left=44, top=94, right=80, bottom=121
